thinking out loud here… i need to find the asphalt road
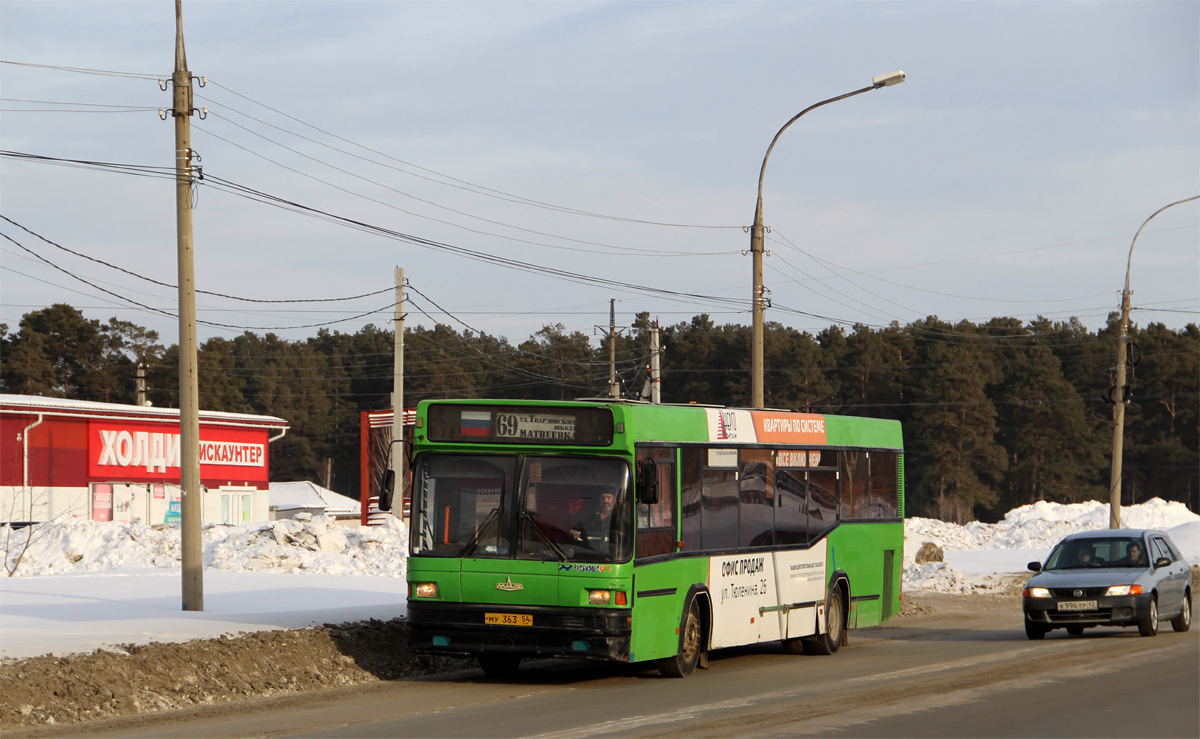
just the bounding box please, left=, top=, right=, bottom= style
left=41, top=594, right=1200, bottom=739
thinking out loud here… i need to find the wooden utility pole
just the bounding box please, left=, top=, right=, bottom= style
left=171, top=0, right=203, bottom=610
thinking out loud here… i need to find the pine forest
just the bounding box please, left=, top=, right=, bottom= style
left=2, top=304, right=1196, bottom=523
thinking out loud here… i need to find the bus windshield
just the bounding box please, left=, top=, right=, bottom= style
left=411, top=454, right=632, bottom=563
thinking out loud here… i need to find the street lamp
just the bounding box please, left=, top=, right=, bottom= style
left=1107, top=194, right=1199, bottom=529
left=749, top=71, right=905, bottom=408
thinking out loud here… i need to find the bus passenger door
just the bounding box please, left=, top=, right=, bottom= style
left=629, top=447, right=684, bottom=663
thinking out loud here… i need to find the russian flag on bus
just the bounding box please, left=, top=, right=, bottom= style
left=460, top=410, right=492, bottom=437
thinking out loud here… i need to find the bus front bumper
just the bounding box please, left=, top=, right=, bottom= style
left=406, top=602, right=632, bottom=662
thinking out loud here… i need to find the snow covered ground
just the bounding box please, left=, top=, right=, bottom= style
left=904, top=498, right=1200, bottom=593
left=1, top=500, right=1196, bottom=660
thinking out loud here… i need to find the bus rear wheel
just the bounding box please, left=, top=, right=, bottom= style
left=478, top=653, right=522, bottom=678
left=803, top=587, right=844, bottom=655
left=660, top=600, right=703, bottom=678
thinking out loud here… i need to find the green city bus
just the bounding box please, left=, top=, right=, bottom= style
left=397, top=399, right=904, bottom=678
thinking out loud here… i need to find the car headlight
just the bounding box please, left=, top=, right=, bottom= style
left=1023, top=587, right=1051, bottom=598
left=411, top=582, right=439, bottom=598
left=1104, top=584, right=1142, bottom=596
left=587, top=589, right=611, bottom=605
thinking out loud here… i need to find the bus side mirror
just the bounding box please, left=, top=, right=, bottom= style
left=637, top=458, right=658, bottom=505
left=379, top=469, right=396, bottom=512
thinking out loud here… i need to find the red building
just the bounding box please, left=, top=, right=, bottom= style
left=1, top=394, right=288, bottom=525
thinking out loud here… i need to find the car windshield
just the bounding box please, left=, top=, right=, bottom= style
left=1044, top=537, right=1147, bottom=570
left=411, top=454, right=632, bottom=563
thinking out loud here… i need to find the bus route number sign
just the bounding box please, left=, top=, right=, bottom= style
left=494, top=412, right=577, bottom=442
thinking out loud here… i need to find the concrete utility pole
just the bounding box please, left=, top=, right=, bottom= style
left=1108, top=195, right=1199, bottom=529
left=608, top=300, right=619, bottom=399
left=596, top=299, right=626, bottom=399
left=649, top=321, right=661, bottom=404
left=391, top=267, right=405, bottom=506
left=170, top=0, right=203, bottom=611
left=136, top=360, right=148, bottom=406
left=749, top=71, right=905, bottom=408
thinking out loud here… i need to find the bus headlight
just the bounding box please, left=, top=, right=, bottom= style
left=412, top=582, right=439, bottom=598
left=588, top=589, right=611, bottom=605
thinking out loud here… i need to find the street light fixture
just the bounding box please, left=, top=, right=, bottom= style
left=749, top=71, right=905, bottom=408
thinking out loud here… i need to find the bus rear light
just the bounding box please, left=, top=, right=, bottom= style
left=588, top=589, right=611, bottom=605
left=615, top=591, right=627, bottom=606
left=413, top=582, right=439, bottom=598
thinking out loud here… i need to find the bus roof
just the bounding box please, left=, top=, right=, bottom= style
left=416, top=399, right=902, bottom=450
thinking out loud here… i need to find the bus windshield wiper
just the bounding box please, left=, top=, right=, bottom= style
left=522, top=510, right=568, bottom=563
left=457, top=507, right=501, bottom=558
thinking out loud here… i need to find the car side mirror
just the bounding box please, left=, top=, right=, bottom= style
left=378, top=469, right=396, bottom=512
left=1027, top=561, right=1042, bottom=572
left=1154, top=556, right=1170, bottom=569
left=637, top=458, right=659, bottom=505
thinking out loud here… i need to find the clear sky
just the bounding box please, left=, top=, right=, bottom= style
left=2, top=1, right=1197, bottom=348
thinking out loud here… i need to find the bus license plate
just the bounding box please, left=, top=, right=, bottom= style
left=485, top=612, right=533, bottom=626
left=1057, top=600, right=1097, bottom=611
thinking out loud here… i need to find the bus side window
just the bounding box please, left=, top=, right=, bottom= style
left=774, top=466, right=807, bottom=546
left=679, top=448, right=704, bottom=552
left=701, top=467, right=739, bottom=551
left=739, top=449, right=774, bottom=548
left=636, top=447, right=677, bottom=559
left=808, top=469, right=839, bottom=538
left=870, top=452, right=898, bottom=518
left=841, top=451, right=869, bottom=519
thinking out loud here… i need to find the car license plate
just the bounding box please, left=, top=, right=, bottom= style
left=485, top=612, right=532, bottom=626
left=1057, top=600, right=1097, bottom=611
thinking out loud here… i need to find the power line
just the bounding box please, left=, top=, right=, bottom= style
left=3, top=150, right=752, bottom=312
left=0, top=229, right=401, bottom=331
left=767, top=230, right=1117, bottom=305
left=0, top=60, right=160, bottom=80
left=200, top=79, right=742, bottom=230
left=196, top=110, right=730, bottom=258
left=0, top=215, right=393, bottom=304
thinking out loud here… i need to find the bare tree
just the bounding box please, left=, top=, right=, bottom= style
left=1, top=486, right=69, bottom=577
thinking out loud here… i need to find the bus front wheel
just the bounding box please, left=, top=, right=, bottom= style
left=803, top=587, right=844, bottom=655
left=660, top=600, right=703, bottom=678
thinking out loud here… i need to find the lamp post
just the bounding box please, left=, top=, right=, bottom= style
left=1107, top=195, right=1199, bottom=529
left=749, top=71, right=905, bottom=408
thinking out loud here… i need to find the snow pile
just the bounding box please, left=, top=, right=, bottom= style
left=902, top=563, right=1024, bottom=595
left=2, top=514, right=409, bottom=578
left=903, top=498, right=1200, bottom=594
left=905, top=498, right=1198, bottom=554
left=4, top=498, right=1195, bottom=596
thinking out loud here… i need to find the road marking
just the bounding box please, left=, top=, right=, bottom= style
left=846, top=641, right=1089, bottom=682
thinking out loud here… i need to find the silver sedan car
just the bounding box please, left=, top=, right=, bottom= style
left=1023, top=529, right=1192, bottom=639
